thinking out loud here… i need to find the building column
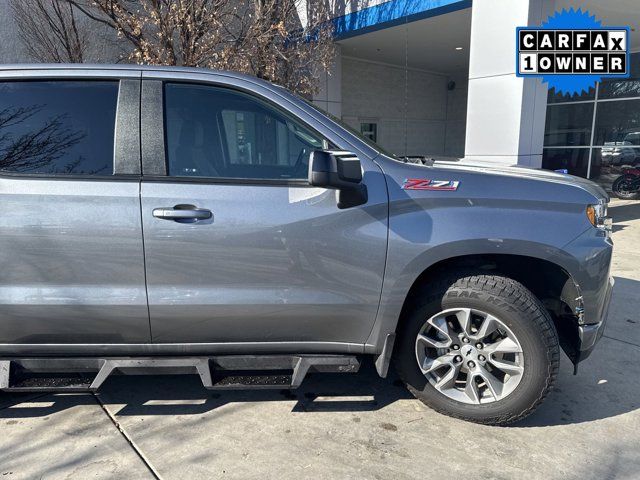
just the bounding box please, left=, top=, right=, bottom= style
left=464, top=0, right=554, bottom=167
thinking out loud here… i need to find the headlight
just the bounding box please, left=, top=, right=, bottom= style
left=586, top=201, right=612, bottom=234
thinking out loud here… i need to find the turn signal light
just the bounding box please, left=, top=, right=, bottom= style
left=586, top=205, right=597, bottom=226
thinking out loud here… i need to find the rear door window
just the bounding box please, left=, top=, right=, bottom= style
left=0, top=81, right=119, bottom=175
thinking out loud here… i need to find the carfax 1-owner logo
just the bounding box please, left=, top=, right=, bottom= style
left=516, top=8, right=630, bottom=95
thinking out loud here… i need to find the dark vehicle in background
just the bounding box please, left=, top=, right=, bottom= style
left=601, top=132, right=640, bottom=167
left=0, top=65, right=614, bottom=426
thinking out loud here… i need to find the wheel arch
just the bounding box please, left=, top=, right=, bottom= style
left=397, top=253, right=582, bottom=325
left=371, top=248, right=584, bottom=376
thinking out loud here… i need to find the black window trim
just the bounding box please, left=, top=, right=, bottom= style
left=150, top=79, right=332, bottom=187
left=0, top=78, right=141, bottom=181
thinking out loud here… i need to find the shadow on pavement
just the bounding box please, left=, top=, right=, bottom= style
left=610, top=200, right=640, bottom=225
left=0, top=360, right=413, bottom=419
left=2, top=330, right=638, bottom=427
left=610, top=201, right=640, bottom=232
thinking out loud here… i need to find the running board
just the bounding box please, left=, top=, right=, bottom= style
left=0, top=355, right=360, bottom=392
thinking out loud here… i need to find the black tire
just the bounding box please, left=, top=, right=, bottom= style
left=393, top=272, right=560, bottom=425
left=612, top=174, right=640, bottom=200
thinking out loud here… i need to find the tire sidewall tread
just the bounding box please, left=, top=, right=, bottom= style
left=394, top=272, right=560, bottom=426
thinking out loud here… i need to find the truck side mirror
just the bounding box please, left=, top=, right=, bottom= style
left=308, top=150, right=367, bottom=209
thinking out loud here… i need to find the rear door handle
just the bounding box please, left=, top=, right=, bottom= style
left=152, top=205, right=213, bottom=223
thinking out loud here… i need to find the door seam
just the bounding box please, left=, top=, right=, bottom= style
left=138, top=180, right=153, bottom=343
left=138, top=76, right=153, bottom=343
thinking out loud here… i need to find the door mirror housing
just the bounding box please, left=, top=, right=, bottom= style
left=308, top=150, right=362, bottom=188
left=308, top=150, right=367, bottom=209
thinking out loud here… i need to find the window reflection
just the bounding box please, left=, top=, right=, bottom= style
left=594, top=99, right=640, bottom=146
left=590, top=147, right=640, bottom=193
left=599, top=53, right=640, bottom=100
left=0, top=81, right=118, bottom=175
left=165, top=83, right=326, bottom=180
left=543, top=52, right=640, bottom=185
left=542, top=148, right=590, bottom=177
left=544, top=102, right=594, bottom=146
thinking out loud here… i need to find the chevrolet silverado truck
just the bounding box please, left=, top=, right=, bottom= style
left=0, top=65, right=613, bottom=425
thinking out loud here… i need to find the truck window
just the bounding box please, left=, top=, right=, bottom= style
left=164, top=83, right=326, bottom=180
left=0, top=81, right=118, bottom=175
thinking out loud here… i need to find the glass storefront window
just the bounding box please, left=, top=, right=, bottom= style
left=599, top=53, right=640, bottom=100
left=593, top=146, right=640, bottom=169
left=590, top=147, right=640, bottom=191
left=543, top=53, right=639, bottom=185
left=599, top=79, right=640, bottom=99
left=542, top=148, right=590, bottom=178
left=544, top=102, right=594, bottom=146
left=593, top=98, right=640, bottom=146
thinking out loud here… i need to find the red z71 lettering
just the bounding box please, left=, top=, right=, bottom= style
left=402, top=178, right=460, bottom=191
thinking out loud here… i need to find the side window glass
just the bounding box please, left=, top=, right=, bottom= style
left=164, top=83, right=326, bottom=180
left=0, top=81, right=118, bottom=175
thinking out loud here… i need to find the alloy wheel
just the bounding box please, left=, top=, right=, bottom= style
left=415, top=308, right=525, bottom=405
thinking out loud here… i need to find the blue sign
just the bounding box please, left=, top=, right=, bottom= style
left=516, top=8, right=630, bottom=96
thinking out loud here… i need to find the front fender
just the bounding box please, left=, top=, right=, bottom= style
left=364, top=236, right=581, bottom=354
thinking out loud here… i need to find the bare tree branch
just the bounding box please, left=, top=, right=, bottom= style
left=64, top=0, right=336, bottom=96
left=10, top=0, right=88, bottom=63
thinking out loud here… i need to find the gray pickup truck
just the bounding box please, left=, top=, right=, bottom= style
left=0, top=65, right=613, bottom=425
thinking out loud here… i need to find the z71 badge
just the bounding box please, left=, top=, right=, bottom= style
left=402, top=178, right=460, bottom=191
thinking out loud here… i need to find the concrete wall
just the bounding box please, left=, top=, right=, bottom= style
left=0, top=0, right=23, bottom=63
left=313, top=47, right=343, bottom=119
left=339, top=56, right=466, bottom=158
left=0, top=0, right=127, bottom=64
left=445, top=76, right=467, bottom=158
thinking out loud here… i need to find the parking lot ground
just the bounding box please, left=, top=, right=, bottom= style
left=0, top=392, right=154, bottom=478
left=1, top=199, right=639, bottom=480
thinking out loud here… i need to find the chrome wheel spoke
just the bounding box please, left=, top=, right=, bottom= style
left=434, top=362, right=460, bottom=391
left=464, top=373, right=481, bottom=403
left=489, top=357, right=524, bottom=376
left=474, top=314, right=500, bottom=340
left=483, top=337, right=522, bottom=355
left=426, top=316, right=454, bottom=347
left=421, top=354, right=452, bottom=374
left=478, top=366, right=503, bottom=400
left=454, top=308, right=472, bottom=336
left=417, top=333, right=449, bottom=350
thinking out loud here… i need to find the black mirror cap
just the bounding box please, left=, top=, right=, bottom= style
left=308, top=150, right=363, bottom=189
left=308, top=150, right=367, bottom=209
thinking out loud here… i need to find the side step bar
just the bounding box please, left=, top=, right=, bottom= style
left=0, top=355, right=360, bottom=392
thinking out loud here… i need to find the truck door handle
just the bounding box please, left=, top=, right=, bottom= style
left=152, top=205, right=212, bottom=223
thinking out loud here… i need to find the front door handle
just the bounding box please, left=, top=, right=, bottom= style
left=152, top=204, right=212, bottom=223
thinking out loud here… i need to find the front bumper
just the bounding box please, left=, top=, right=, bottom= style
left=575, top=276, right=614, bottom=363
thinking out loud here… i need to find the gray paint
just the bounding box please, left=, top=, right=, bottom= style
left=0, top=176, right=149, bottom=344
left=0, top=65, right=613, bottom=369
left=141, top=180, right=387, bottom=344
